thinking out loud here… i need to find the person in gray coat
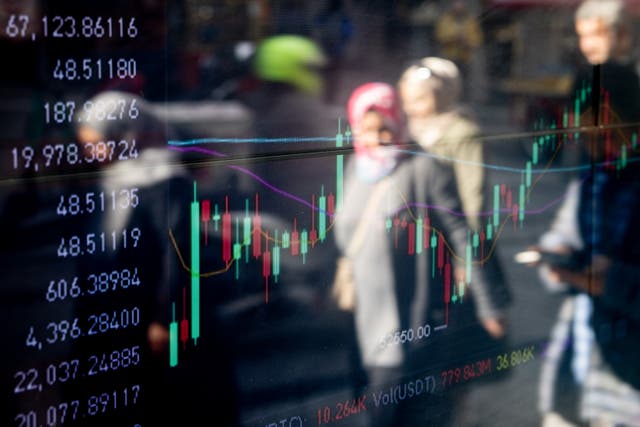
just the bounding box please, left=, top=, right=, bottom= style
left=335, top=82, right=509, bottom=426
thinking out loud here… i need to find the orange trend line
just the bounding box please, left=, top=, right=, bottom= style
left=168, top=101, right=639, bottom=278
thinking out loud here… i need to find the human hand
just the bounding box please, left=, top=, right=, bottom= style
left=147, top=322, right=169, bottom=356
left=454, top=267, right=466, bottom=285
left=548, top=255, right=610, bottom=296
left=482, top=317, right=507, bottom=339
left=515, top=245, right=572, bottom=267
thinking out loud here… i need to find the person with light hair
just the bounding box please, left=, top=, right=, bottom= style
left=398, top=56, right=510, bottom=348
left=574, top=0, right=632, bottom=65
left=398, top=57, right=484, bottom=232
left=533, top=2, right=640, bottom=426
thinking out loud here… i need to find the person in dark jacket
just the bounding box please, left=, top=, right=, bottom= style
left=72, top=91, right=239, bottom=426
left=535, top=1, right=640, bottom=425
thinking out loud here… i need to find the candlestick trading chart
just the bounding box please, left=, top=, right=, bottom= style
left=3, top=2, right=640, bottom=427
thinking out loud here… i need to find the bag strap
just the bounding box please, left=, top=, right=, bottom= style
left=346, top=178, right=391, bottom=257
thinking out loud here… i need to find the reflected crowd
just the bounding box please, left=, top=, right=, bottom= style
left=2, top=1, right=640, bottom=427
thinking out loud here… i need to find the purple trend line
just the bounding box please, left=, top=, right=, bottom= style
left=227, top=165, right=323, bottom=214
left=172, top=145, right=227, bottom=157
left=396, top=203, right=473, bottom=218
left=395, top=190, right=569, bottom=218
left=519, top=192, right=569, bottom=215
left=169, top=145, right=332, bottom=216
left=170, top=145, right=570, bottom=220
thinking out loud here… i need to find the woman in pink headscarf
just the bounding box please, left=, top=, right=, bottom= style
left=334, top=83, right=508, bottom=426
left=347, top=82, right=407, bottom=182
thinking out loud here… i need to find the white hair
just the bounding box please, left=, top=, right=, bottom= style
left=575, top=0, right=626, bottom=29
left=399, top=57, right=462, bottom=112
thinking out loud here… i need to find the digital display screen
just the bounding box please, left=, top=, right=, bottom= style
left=2, top=1, right=640, bottom=426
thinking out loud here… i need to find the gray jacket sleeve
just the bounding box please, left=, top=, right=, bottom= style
left=537, top=179, right=583, bottom=293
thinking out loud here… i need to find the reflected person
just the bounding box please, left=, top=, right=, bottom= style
left=335, top=82, right=507, bottom=427
left=534, top=2, right=640, bottom=426
left=399, top=57, right=510, bottom=340
left=73, top=90, right=238, bottom=426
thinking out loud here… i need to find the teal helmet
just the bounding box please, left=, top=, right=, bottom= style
left=253, top=35, right=327, bottom=95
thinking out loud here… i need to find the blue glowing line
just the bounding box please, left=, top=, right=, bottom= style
left=168, top=145, right=582, bottom=219
left=394, top=148, right=640, bottom=174
left=169, top=137, right=639, bottom=175
left=168, top=136, right=337, bottom=146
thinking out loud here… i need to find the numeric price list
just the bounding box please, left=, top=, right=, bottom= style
left=14, top=384, right=141, bottom=427
left=4, top=8, right=152, bottom=427
left=5, top=15, right=138, bottom=42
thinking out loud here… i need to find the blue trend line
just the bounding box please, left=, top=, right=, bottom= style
left=169, top=145, right=575, bottom=220
left=168, top=137, right=638, bottom=175
left=169, top=145, right=328, bottom=216
left=168, top=136, right=337, bottom=146
left=394, top=148, right=640, bottom=174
